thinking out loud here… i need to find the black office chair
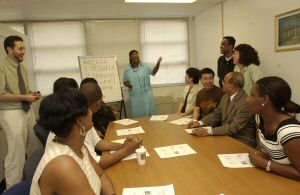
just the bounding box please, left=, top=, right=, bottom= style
left=23, top=148, right=44, bottom=181
left=2, top=180, right=31, bottom=195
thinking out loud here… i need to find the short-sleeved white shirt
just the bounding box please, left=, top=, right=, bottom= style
left=46, top=126, right=102, bottom=163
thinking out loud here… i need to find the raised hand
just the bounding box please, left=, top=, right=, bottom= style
left=157, top=57, right=162, bottom=64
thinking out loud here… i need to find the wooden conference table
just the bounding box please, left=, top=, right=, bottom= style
left=104, top=115, right=300, bottom=195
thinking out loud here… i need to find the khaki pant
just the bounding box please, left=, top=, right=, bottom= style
left=0, top=108, right=41, bottom=189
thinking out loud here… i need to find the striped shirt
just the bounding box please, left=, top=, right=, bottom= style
left=256, top=115, right=300, bottom=164
left=30, top=140, right=101, bottom=195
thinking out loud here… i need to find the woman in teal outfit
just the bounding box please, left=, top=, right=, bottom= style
left=123, top=50, right=162, bottom=118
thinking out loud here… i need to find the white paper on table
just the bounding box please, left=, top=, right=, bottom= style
left=114, top=119, right=139, bottom=126
left=185, top=128, right=194, bottom=134
left=110, top=149, right=150, bottom=161
left=169, top=117, right=193, bottom=125
left=150, top=115, right=168, bottom=121
left=116, top=126, right=145, bottom=136
left=185, top=127, right=211, bottom=134
left=154, top=144, right=197, bottom=159
left=111, top=138, right=126, bottom=144
left=122, top=184, right=175, bottom=195
left=217, top=153, right=254, bottom=168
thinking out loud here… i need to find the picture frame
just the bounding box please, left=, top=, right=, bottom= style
left=275, top=8, right=300, bottom=52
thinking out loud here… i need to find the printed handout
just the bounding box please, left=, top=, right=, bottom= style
left=114, top=119, right=139, bottom=126
left=169, top=118, right=193, bottom=125
left=116, top=126, right=145, bottom=136
left=218, top=153, right=254, bottom=168
left=122, top=184, right=175, bottom=195
left=111, top=138, right=126, bottom=144
left=185, top=127, right=211, bottom=134
left=150, top=115, right=168, bottom=121
left=154, top=144, right=196, bottom=159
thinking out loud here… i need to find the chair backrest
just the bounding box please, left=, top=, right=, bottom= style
left=33, top=123, right=49, bottom=146
left=2, top=180, right=31, bottom=195
left=23, top=148, right=44, bottom=181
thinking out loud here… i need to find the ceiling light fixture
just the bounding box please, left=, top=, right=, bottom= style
left=125, top=0, right=196, bottom=3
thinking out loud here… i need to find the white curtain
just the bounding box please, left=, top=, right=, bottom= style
left=84, top=20, right=140, bottom=83
left=27, top=21, right=86, bottom=95
left=140, top=20, right=188, bottom=84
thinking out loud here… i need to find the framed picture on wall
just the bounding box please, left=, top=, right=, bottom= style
left=275, top=8, right=300, bottom=52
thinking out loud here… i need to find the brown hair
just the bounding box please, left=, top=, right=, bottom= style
left=234, top=44, right=260, bottom=66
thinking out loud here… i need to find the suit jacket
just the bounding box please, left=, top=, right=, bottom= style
left=201, top=89, right=256, bottom=147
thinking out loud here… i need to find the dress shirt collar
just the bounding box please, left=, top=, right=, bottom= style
left=6, top=57, right=19, bottom=68
left=225, top=54, right=233, bottom=61
left=230, top=92, right=238, bottom=101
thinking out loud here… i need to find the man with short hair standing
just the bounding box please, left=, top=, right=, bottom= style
left=218, top=36, right=236, bottom=88
left=0, top=35, right=41, bottom=188
left=189, top=72, right=255, bottom=147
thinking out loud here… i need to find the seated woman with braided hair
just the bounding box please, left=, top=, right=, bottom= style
left=30, top=89, right=115, bottom=195
left=247, top=76, right=300, bottom=180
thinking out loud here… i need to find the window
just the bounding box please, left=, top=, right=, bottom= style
left=5, top=23, right=25, bottom=34
left=27, top=21, right=86, bottom=95
left=140, top=20, right=188, bottom=84
left=84, top=20, right=140, bottom=83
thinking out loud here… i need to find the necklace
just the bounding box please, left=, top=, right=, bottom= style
left=53, top=138, right=84, bottom=158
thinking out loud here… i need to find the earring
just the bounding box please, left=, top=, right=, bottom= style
left=261, top=103, right=265, bottom=107
left=79, top=124, right=86, bottom=137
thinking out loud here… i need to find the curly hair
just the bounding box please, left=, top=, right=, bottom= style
left=186, top=67, right=200, bottom=84
left=38, top=89, right=88, bottom=137
left=234, top=44, right=260, bottom=66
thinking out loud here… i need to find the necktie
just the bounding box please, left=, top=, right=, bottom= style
left=17, top=64, right=30, bottom=112
left=225, top=97, right=232, bottom=115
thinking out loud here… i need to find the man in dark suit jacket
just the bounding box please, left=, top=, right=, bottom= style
left=188, top=72, right=256, bottom=147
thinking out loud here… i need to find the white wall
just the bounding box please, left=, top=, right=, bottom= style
left=194, top=4, right=222, bottom=73
left=194, top=0, right=300, bottom=103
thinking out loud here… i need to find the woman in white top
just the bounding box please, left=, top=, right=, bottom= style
left=30, top=89, right=115, bottom=195
left=233, top=44, right=263, bottom=96
left=177, top=67, right=201, bottom=117
left=247, top=76, right=300, bottom=180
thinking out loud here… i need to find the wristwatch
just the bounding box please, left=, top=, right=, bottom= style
left=265, top=160, right=271, bottom=172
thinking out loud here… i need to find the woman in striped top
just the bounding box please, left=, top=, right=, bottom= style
left=30, top=89, right=116, bottom=195
left=247, top=76, right=300, bottom=180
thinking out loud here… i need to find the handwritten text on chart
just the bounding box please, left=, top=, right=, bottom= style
left=79, top=56, right=122, bottom=102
